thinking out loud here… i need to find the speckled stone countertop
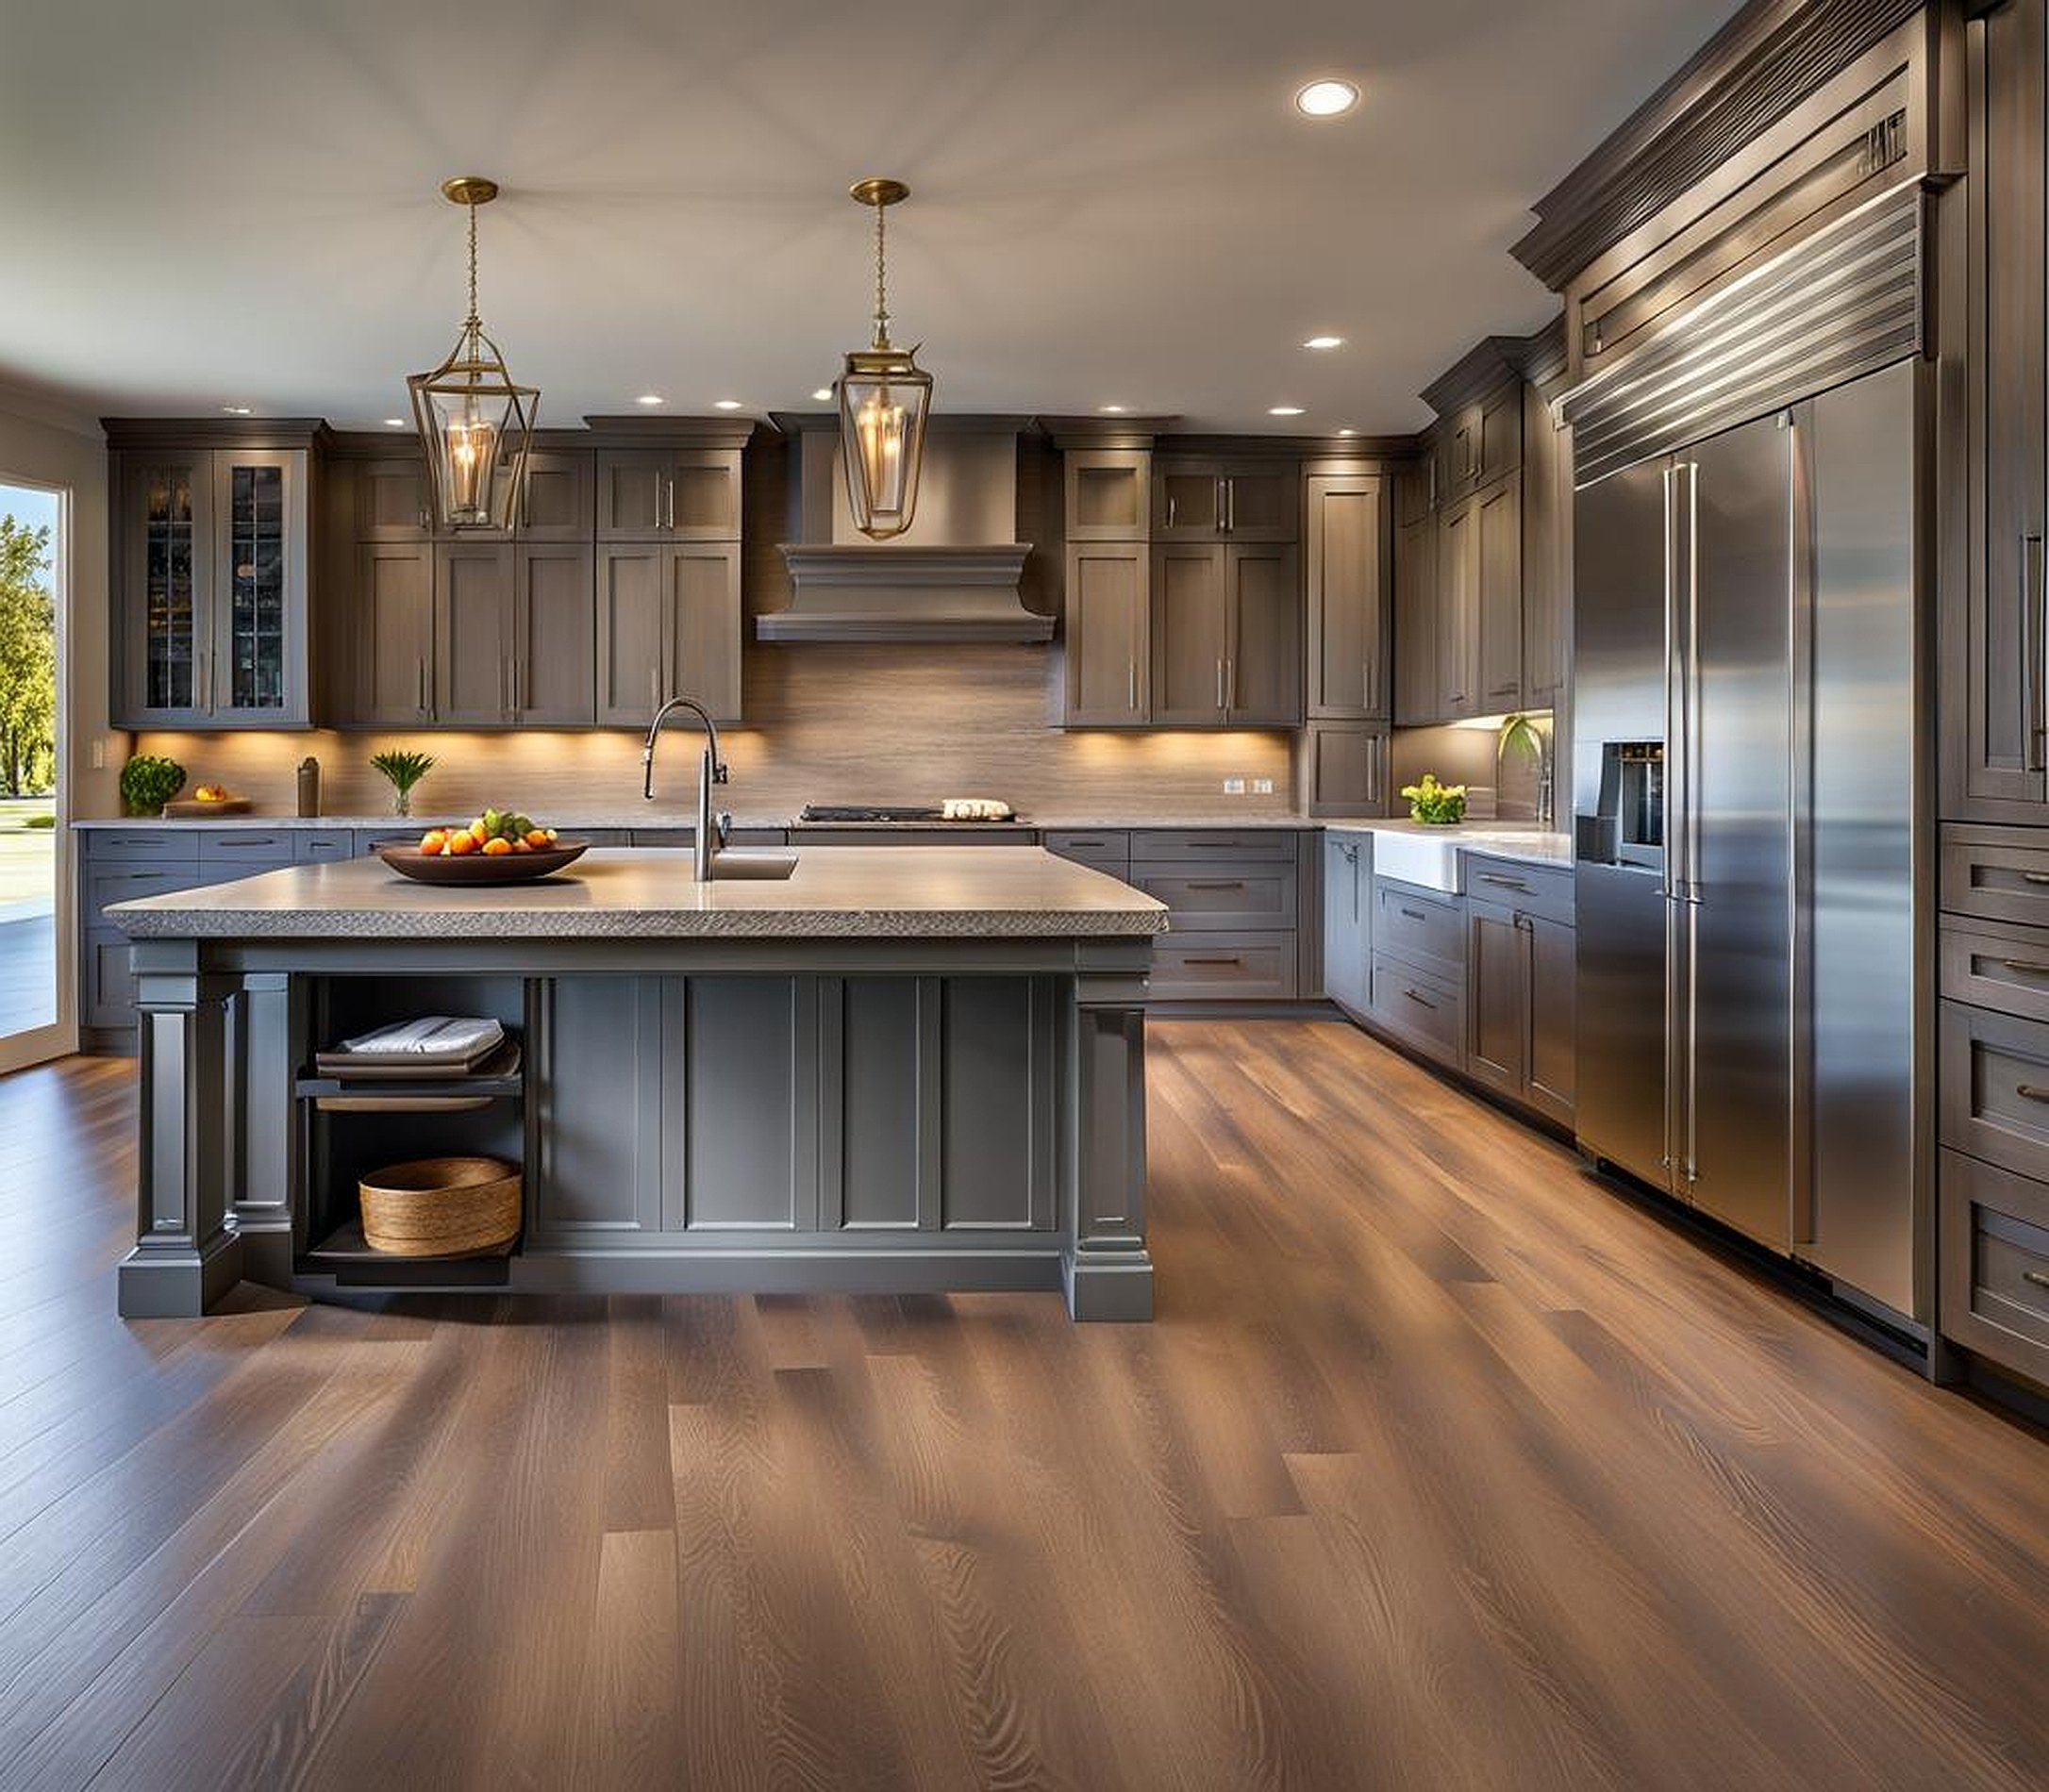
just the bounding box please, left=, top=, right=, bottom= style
left=106, top=846, right=1172, bottom=940
left=75, top=810, right=1317, bottom=832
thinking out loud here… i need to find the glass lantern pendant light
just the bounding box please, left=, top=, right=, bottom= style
left=407, top=176, right=540, bottom=532
left=836, top=177, right=934, bottom=540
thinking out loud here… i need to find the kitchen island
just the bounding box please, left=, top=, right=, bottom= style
left=107, top=847, right=1165, bottom=1322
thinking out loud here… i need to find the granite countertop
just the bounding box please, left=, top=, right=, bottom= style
left=75, top=809, right=1318, bottom=833
left=1322, top=819, right=1573, bottom=869
left=106, top=845, right=1173, bottom=941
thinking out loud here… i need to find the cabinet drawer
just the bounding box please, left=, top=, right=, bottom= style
left=88, top=862, right=203, bottom=918
left=1940, top=1002, right=2049, bottom=1183
left=1940, top=826, right=2049, bottom=928
left=1129, top=828, right=1298, bottom=863
left=1374, top=879, right=1465, bottom=983
left=1941, top=920, right=2049, bottom=1022
left=294, top=831, right=356, bottom=863
left=1462, top=853, right=1573, bottom=925
left=1044, top=830, right=1131, bottom=872
left=1370, top=953, right=1465, bottom=1068
left=198, top=828, right=296, bottom=863
left=1940, top=1148, right=2049, bottom=1388
left=1148, top=932, right=1297, bottom=1002
left=1132, top=863, right=1296, bottom=932
left=86, top=830, right=199, bottom=864
left=83, top=928, right=138, bottom=1030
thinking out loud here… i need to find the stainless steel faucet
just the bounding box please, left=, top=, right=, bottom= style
left=642, top=696, right=730, bottom=882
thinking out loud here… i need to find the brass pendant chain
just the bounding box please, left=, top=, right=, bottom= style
left=465, top=202, right=481, bottom=329
left=872, top=201, right=891, bottom=350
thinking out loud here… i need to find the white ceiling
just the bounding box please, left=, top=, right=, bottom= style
left=0, top=0, right=1741, bottom=436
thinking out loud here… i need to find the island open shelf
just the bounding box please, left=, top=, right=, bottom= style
left=105, top=847, right=1164, bottom=1322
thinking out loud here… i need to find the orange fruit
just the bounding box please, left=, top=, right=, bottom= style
left=482, top=837, right=512, bottom=856
left=525, top=829, right=550, bottom=848
left=420, top=830, right=447, bottom=854
left=447, top=831, right=477, bottom=856
left=512, top=838, right=532, bottom=854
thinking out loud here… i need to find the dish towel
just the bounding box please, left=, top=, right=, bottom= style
left=338, top=1017, right=506, bottom=1060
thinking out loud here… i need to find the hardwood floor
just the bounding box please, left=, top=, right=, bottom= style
left=2, top=1022, right=2046, bottom=1790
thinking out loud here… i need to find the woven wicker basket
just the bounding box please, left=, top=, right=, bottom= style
left=359, top=1155, right=521, bottom=1257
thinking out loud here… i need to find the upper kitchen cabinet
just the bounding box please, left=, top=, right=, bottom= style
left=1150, top=541, right=1300, bottom=726
left=1152, top=457, right=1298, bottom=543
left=595, top=541, right=742, bottom=726
left=350, top=448, right=591, bottom=542
left=596, top=447, right=742, bottom=540
left=1304, top=468, right=1391, bottom=722
left=109, top=423, right=316, bottom=729
left=1945, top=0, right=2049, bottom=820
left=1059, top=442, right=1152, bottom=725
left=1393, top=464, right=1438, bottom=727
left=1063, top=448, right=1151, bottom=543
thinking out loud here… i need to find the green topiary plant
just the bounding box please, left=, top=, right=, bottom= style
left=120, top=754, right=185, bottom=817
left=1400, top=772, right=1467, bottom=825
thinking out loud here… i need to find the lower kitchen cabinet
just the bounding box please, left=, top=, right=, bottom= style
left=1321, top=832, right=1371, bottom=1016
left=1941, top=1148, right=2049, bottom=1389
left=1465, top=896, right=1575, bottom=1127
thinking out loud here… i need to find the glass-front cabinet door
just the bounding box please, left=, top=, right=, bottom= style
left=115, top=444, right=308, bottom=728
left=123, top=456, right=212, bottom=723
left=212, top=450, right=304, bottom=720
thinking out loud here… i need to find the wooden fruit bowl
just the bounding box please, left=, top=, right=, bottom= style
left=374, top=839, right=590, bottom=886
left=359, top=1155, right=521, bottom=1256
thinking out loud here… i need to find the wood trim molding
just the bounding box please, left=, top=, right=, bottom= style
left=1511, top=0, right=1925, bottom=290
left=102, top=416, right=330, bottom=452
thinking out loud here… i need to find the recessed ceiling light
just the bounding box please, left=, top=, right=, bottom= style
left=713, top=399, right=743, bottom=411
left=811, top=388, right=833, bottom=403
left=221, top=404, right=254, bottom=416
left=1269, top=406, right=1307, bottom=418
left=635, top=393, right=666, bottom=407
left=1099, top=404, right=1128, bottom=414
left=1294, top=78, right=1359, bottom=119
left=1302, top=335, right=1345, bottom=351
left=384, top=417, right=408, bottom=428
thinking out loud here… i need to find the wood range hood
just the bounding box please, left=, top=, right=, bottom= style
left=758, top=415, right=1050, bottom=642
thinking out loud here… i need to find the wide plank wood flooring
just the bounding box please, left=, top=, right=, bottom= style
left=2, top=1022, right=2047, bottom=1789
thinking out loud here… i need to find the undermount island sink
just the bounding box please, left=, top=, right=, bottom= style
left=708, top=848, right=800, bottom=881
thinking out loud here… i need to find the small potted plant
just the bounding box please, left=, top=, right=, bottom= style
left=370, top=747, right=436, bottom=819
left=1400, top=772, right=1467, bottom=825
left=119, top=753, right=185, bottom=818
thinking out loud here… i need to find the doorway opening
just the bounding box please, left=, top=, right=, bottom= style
left=0, top=480, right=66, bottom=1069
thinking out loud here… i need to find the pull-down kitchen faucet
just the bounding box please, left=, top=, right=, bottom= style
left=642, top=696, right=730, bottom=882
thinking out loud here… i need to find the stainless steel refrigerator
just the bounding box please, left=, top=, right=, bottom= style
left=1572, top=359, right=1919, bottom=1319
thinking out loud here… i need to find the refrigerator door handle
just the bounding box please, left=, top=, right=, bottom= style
left=1662, top=464, right=1682, bottom=901
left=1683, top=460, right=1704, bottom=905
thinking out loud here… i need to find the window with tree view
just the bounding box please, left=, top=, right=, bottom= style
left=0, top=484, right=58, bottom=1041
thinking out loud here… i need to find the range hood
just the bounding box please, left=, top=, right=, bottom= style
left=758, top=417, right=1049, bottom=643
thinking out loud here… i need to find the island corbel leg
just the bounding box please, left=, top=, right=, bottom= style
left=1064, top=949, right=1153, bottom=1321
left=117, top=943, right=242, bottom=1319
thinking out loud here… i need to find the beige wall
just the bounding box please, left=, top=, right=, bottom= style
left=0, top=389, right=117, bottom=818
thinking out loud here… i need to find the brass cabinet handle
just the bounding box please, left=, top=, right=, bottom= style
left=2014, top=1085, right=2049, bottom=1103
left=2023, top=871, right=2049, bottom=886
left=2024, top=1269, right=2049, bottom=1291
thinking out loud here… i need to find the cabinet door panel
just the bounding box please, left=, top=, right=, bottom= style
left=1065, top=450, right=1149, bottom=541
left=1154, top=463, right=1224, bottom=539
left=1307, top=473, right=1389, bottom=719
left=670, top=452, right=742, bottom=539
left=1395, top=512, right=1438, bottom=725
left=352, top=542, right=434, bottom=724
left=1437, top=498, right=1479, bottom=719
left=1466, top=902, right=1527, bottom=1098
left=672, top=545, right=742, bottom=722
left=213, top=449, right=307, bottom=722
left=595, top=544, right=670, bottom=726
left=1526, top=913, right=1576, bottom=1125
left=433, top=541, right=514, bottom=725
left=516, top=450, right=594, bottom=540
left=1304, top=722, right=1387, bottom=816
left=595, top=451, right=671, bottom=539
left=668, top=977, right=817, bottom=1231
left=1063, top=543, right=1149, bottom=723
left=1151, top=544, right=1228, bottom=723
left=355, top=457, right=431, bottom=539
left=1221, top=467, right=1297, bottom=542
left=1322, top=834, right=1371, bottom=1014
left=826, top=977, right=926, bottom=1231
left=532, top=978, right=665, bottom=1237
left=1476, top=473, right=1524, bottom=712
left=514, top=543, right=595, bottom=724
left=1227, top=544, right=1301, bottom=724
left=120, top=455, right=213, bottom=725
left=939, top=978, right=1055, bottom=1230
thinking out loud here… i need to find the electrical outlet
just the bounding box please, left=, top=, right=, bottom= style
left=1223, top=777, right=1246, bottom=795
left=1252, top=778, right=1274, bottom=795
left=89, top=738, right=106, bottom=771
